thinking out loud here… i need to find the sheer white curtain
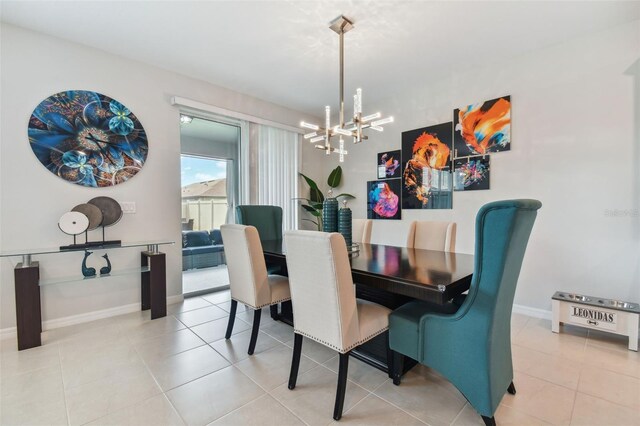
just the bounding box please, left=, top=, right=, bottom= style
left=249, top=123, right=300, bottom=231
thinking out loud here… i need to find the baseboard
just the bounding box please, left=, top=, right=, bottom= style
left=513, top=303, right=552, bottom=320
left=0, top=294, right=184, bottom=340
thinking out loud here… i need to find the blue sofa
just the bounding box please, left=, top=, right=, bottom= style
left=182, top=229, right=225, bottom=271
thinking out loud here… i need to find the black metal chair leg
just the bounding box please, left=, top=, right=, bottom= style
left=482, top=416, right=496, bottom=426
left=288, top=333, right=303, bottom=390
left=247, top=308, right=262, bottom=355
left=507, top=381, right=516, bottom=395
left=392, top=351, right=404, bottom=386
left=333, top=352, right=350, bottom=421
left=270, top=304, right=280, bottom=321
left=225, top=300, right=238, bottom=339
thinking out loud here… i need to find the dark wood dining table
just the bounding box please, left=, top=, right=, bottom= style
left=260, top=239, right=475, bottom=374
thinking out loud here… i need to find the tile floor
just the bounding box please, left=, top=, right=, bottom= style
left=1, top=291, right=638, bottom=426
left=182, top=265, right=230, bottom=294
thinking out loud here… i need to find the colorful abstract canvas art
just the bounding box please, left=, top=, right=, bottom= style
left=453, top=95, right=511, bottom=157
left=367, top=179, right=401, bottom=220
left=401, top=122, right=453, bottom=210
left=453, top=156, right=490, bottom=191
left=377, top=150, right=401, bottom=179
left=28, top=90, right=148, bottom=187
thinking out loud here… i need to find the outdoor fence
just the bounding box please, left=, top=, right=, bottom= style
left=181, top=198, right=228, bottom=231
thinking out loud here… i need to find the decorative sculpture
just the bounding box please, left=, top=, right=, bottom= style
left=82, top=250, right=96, bottom=277
left=338, top=199, right=353, bottom=247
left=322, top=189, right=339, bottom=232
left=59, top=196, right=123, bottom=250
left=100, top=253, right=112, bottom=275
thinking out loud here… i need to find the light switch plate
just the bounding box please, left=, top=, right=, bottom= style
left=120, top=201, right=136, bottom=214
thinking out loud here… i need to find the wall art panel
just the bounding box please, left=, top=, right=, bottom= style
left=377, top=150, right=401, bottom=179
left=453, top=155, right=490, bottom=191
left=367, top=179, right=401, bottom=220
left=401, top=122, right=453, bottom=209
left=28, top=90, right=148, bottom=187
left=453, top=95, right=511, bottom=157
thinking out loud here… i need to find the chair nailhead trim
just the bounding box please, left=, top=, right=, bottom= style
left=232, top=297, right=291, bottom=310
left=293, top=326, right=389, bottom=354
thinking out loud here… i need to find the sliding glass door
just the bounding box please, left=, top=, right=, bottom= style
left=180, top=115, right=239, bottom=295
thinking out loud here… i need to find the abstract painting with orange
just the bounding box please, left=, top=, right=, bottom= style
left=453, top=95, right=511, bottom=156
left=401, top=122, right=453, bottom=210
left=377, top=150, right=401, bottom=179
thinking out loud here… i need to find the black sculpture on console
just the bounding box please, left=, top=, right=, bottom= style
left=82, top=250, right=96, bottom=277
left=100, top=253, right=112, bottom=275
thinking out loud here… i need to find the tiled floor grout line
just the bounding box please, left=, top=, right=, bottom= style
left=234, top=359, right=319, bottom=426
left=565, top=385, right=579, bottom=426
left=264, top=387, right=313, bottom=426
left=370, top=384, right=434, bottom=425
left=448, top=403, right=467, bottom=426
left=339, top=389, right=374, bottom=418
left=265, top=362, right=374, bottom=426
left=56, top=343, right=72, bottom=426
left=501, top=370, right=577, bottom=425
left=514, top=364, right=582, bottom=394
left=126, top=327, right=192, bottom=426
left=574, top=383, right=640, bottom=413
left=243, top=351, right=320, bottom=426
left=78, top=392, right=166, bottom=426
left=568, top=377, right=581, bottom=426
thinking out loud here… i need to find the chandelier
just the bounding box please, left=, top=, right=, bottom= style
left=300, top=15, right=394, bottom=162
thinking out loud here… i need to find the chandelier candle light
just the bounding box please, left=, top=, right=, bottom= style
left=301, top=15, right=394, bottom=162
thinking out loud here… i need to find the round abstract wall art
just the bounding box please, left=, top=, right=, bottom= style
left=28, top=90, right=148, bottom=187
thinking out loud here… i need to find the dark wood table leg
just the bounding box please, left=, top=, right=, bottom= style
left=15, top=261, right=41, bottom=350
left=141, top=251, right=166, bottom=319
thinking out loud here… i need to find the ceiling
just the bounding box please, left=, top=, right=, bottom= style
left=2, top=1, right=639, bottom=116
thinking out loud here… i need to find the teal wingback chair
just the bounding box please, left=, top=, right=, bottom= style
left=389, top=199, right=542, bottom=426
left=235, top=205, right=285, bottom=310
left=235, top=205, right=283, bottom=241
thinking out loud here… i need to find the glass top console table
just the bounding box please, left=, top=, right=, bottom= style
left=0, top=240, right=174, bottom=350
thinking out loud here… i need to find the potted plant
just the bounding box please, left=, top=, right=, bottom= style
left=298, top=166, right=354, bottom=231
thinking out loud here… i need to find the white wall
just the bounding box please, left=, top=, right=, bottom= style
left=0, top=24, right=320, bottom=329
left=325, top=20, right=640, bottom=312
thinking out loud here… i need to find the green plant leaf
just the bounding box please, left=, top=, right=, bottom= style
left=310, top=202, right=324, bottom=210
left=327, top=166, right=342, bottom=188
left=300, top=173, right=319, bottom=190
left=301, top=205, right=322, bottom=216
left=310, top=187, right=324, bottom=203
left=335, top=193, right=355, bottom=199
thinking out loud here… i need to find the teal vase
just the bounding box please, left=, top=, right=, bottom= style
left=338, top=206, right=352, bottom=247
left=322, top=198, right=338, bottom=232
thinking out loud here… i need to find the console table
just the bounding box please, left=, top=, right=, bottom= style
left=0, top=241, right=173, bottom=350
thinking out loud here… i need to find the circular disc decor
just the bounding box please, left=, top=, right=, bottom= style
left=71, top=203, right=103, bottom=230
left=28, top=90, right=148, bottom=187
left=88, top=196, right=123, bottom=226
left=58, top=211, right=90, bottom=235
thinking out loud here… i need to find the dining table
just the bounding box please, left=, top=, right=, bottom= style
left=260, top=239, right=475, bottom=374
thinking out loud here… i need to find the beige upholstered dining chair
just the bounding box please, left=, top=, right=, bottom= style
left=284, top=230, right=392, bottom=421
left=369, top=220, right=416, bottom=247
left=220, top=224, right=291, bottom=355
left=413, top=221, right=457, bottom=252
left=352, top=219, right=372, bottom=243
